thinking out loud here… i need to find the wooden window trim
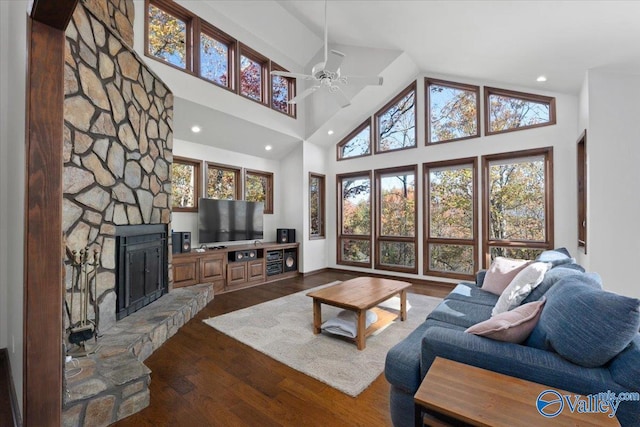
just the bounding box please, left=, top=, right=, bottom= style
left=577, top=129, right=587, bottom=253
left=238, top=43, right=269, bottom=106
left=270, top=61, right=296, bottom=118
left=374, top=165, right=418, bottom=274
left=481, top=147, right=554, bottom=268
left=374, top=81, right=418, bottom=154
left=198, top=20, right=237, bottom=92
left=423, top=158, right=478, bottom=281
left=484, top=86, right=557, bottom=136
left=425, top=77, right=480, bottom=145
left=244, top=169, right=274, bottom=214
left=145, top=0, right=194, bottom=73
left=172, top=156, right=202, bottom=212
left=206, top=162, right=242, bottom=200
left=309, top=173, right=326, bottom=240
left=336, top=119, right=372, bottom=161
left=337, top=171, right=372, bottom=268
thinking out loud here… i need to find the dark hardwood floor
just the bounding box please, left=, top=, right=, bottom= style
left=114, top=270, right=449, bottom=427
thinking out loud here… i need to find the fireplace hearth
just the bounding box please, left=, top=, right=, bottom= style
left=115, top=224, right=168, bottom=320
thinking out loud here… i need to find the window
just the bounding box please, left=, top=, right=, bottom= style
left=145, top=0, right=296, bottom=117
left=147, top=1, right=190, bottom=69
left=485, top=87, right=556, bottom=135
left=309, top=173, right=325, bottom=239
left=337, top=120, right=372, bottom=160
left=375, top=82, right=417, bottom=153
left=245, top=169, right=273, bottom=214
left=271, top=63, right=296, bottom=116
left=337, top=172, right=371, bottom=267
left=424, top=159, right=477, bottom=279
left=206, top=163, right=241, bottom=200
left=577, top=130, right=587, bottom=253
left=239, top=44, right=268, bottom=104
left=199, top=23, right=235, bottom=90
left=426, top=78, right=480, bottom=144
left=171, top=156, right=201, bottom=212
left=375, top=165, right=417, bottom=273
left=482, top=148, right=554, bottom=266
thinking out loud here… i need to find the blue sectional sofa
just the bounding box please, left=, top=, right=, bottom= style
left=384, top=250, right=640, bottom=426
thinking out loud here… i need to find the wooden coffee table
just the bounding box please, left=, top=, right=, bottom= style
left=306, top=277, right=411, bottom=350
left=414, top=357, right=620, bottom=427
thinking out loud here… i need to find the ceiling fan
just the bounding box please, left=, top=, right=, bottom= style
left=271, top=1, right=383, bottom=108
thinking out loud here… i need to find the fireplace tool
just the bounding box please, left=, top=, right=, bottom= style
left=67, top=247, right=100, bottom=356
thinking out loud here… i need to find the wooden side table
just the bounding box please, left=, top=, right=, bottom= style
left=414, top=357, right=620, bottom=427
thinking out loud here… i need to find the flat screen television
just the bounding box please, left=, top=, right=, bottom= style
left=198, top=198, right=264, bottom=244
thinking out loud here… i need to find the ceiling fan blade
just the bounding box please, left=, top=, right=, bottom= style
left=324, top=50, right=345, bottom=74
left=343, top=75, right=384, bottom=86
left=288, top=86, right=319, bottom=104
left=270, top=70, right=314, bottom=80
left=331, top=86, right=351, bottom=108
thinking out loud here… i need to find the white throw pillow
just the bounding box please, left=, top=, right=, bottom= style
left=492, top=262, right=551, bottom=316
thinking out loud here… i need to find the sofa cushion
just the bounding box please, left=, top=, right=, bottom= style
left=481, top=257, right=531, bottom=295
left=526, top=276, right=640, bottom=368
left=492, top=262, right=551, bottom=315
left=466, top=299, right=545, bottom=343
left=427, top=299, right=493, bottom=329
left=445, top=283, right=499, bottom=307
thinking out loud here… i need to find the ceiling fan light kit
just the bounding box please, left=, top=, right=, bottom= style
left=270, top=0, right=383, bottom=108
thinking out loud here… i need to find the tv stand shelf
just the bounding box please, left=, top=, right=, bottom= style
left=172, top=242, right=299, bottom=294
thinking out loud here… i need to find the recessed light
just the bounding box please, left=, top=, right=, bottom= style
left=536, top=75, right=547, bottom=82
left=191, top=125, right=201, bottom=133
left=265, top=145, right=272, bottom=151
left=327, top=130, right=334, bottom=135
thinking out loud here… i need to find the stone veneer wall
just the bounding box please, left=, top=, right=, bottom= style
left=63, top=0, right=173, bottom=334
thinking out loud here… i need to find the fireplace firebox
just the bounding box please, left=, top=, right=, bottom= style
left=115, top=224, right=168, bottom=320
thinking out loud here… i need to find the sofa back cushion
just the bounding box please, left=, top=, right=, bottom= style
left=526, top=276, right=640, bottom=368
left=521, top=264, right=592, bottom=305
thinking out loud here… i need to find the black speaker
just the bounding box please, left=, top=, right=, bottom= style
left=283, top=249, right=297, bottom=272
left=277, top=228, right=296, bottom=244
left=171, top=232, right=181, bottom=254
left=178, top=231, right=191, bottom=252
left=231, top=249, right=256, bottom=262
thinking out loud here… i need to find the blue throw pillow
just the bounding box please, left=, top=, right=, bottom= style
left=534, top=247, right=575, bottom=268
left=526, top=275, right=640, bottom=368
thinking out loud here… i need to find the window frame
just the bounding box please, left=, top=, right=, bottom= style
left=481, top=147, right=554, bottom=267
left=374, top=165, right=418, bottom=274
left=238, top=43, right=269, bottom=106
left=196, top=20, right=236, bottom=92
left=337, top=170, right=372, bottom=268
left=374, top=81, right=418, bottom=154
left=205, top=161, right=242, bottom=200
left=336, top=119, right=373, bottom=161
left=270, top=62, right=296, bottom=117
left=145, top=0, right=193, bottom=73
left=423, top=158, right=478, bottom=280
left=309, top=172, right=326, bottom=240
left=484, top=87, right=557, bottom=136
left=577, top=129, right=587, bottom=253
left=171, top=156, right=202, bottom=212
left=425, top=78, right=480, bottom=145
left=244, top=168, right=274, bottom=214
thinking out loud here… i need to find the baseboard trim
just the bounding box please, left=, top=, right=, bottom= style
left=301, top=267, right=331, bottom=277
left=0, top=348, right=21, bottom=427
left=326, top=267, right=456, bottom=291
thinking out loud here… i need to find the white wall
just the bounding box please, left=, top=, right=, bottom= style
left=172, top=139, right=284, bottom=247
left=0, top=0, right=27, bottom=414
left=581, top=69, right=640, bottom=298
left=326, top=74, right=580, bottom=283
left=279, top=144, right=304, bottom=265
left=301, top=141, right=328, bottom=273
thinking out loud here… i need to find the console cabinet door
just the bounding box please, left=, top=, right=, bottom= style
left=247, top=259, right=265, bottom=282
left=173, top=258, right=198, bottom=288
left=226, top=263, right=247, bottom=286
left=200, top=254, right=225, bottom=293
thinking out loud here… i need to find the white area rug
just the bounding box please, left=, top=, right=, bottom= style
left=203, top=282, right=442, bottom=396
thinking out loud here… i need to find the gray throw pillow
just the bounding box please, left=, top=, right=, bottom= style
left=526, top=275, right=640, bottom=368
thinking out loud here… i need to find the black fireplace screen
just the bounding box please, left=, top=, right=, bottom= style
left=115, top=224, right=168, bottom=320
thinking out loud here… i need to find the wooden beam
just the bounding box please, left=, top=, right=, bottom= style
left=24, top=16, right=65, bottom=427
left=30, top=0, right=79, bottom=31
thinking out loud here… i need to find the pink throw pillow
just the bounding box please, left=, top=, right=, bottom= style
left=465, top=299, right=546, bottom=343
left=481, top=257, right=531, bottom=295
